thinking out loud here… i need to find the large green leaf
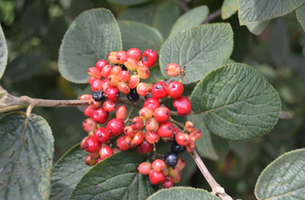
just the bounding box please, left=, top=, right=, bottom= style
left=190, top=63, right=281, bottom=141
left=296, top=3, right=305, bottom=32
left=147, top=187, right=219, bottom=200
left=118, top=0, right=180, bottom=39
left=238, top=0, right=305, bottom=25
left=170, top=5, right=209, bottom=35
left=118, top=21, right=163, bottom=53
left=255, top=149, right=305, bottom=199
left=58, top=8, right=122, bottom=83
left=50, top=144, right=90, bottom=200
left=160, top=23, right=233, bottom=84
left=108, top=0, right=152, bottom=6
left=0, top=24, right=8, bottom=79
left=221, top=0, right=238, bottom=20
left=246, top=20, right=271, bottom=35
left=69, top=149, right=158, bottom=200
left=187, top=114, right=229, bottom=160
left=0, top=112, right=54, bottom=200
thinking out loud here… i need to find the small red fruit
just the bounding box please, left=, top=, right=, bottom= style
left=106, top=118, right=125, bottom=136
left=138, top=162, right=152, bottom=175
left=87, top=67, right=101, bottom=79
left=158, top=122, right=174, bottom=137
left=151, top=81, right=167, bottom=99
left=162, top=176, right=174, bottom=188
left=144, top=98, right=160, bottom=111
left=127, top=48, right=142, bottom=60
left=154, top=106, right=171, bottom=123
left=92, top=107, right=109, bottom=124
left=102, top=100, right=117, bottom=112
left=173, top=96, right=192, bottom=117
left=91, top=79, right=104, bottom=92
left=152, top=159, right=166, bottom=171
left=142, top=49, right=157, bottom=67
left=99, top=145, right=113, bottom=159
left=136, top=139, right=153, bottom=154
left=166, top=81, right=184, bottom=99
left=82, top=118, right=98, bottom=133
left=104, top=86, right=120, bottom=102
left=84, top=137, right=101, bottom=153
left=94, top=127, right=111, bottom=143
left=96, top=60, right=109, bottom=71
left=117, top=135, right=130, bottom=151
left=165, top=63, right=181, bottom=77
left=175, top=132, right=190, bottom=146
left=131, top=116, right=144, bottom=131
left=149, top=169, right=165, bottom=185
left=84, top=106, right=96, bottom=118
left=116, top=105, right=128, bottom=120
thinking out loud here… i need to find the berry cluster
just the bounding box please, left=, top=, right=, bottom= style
left=79, top=47, right=202, bottom=188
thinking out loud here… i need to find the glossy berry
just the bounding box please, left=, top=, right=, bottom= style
left=127, top=48, right=142, bottom=60
left=162, top=176, right=174, bottom=188
left=105, top=86, right=120, bottom=102
left=144, top=130, right=160, bottom=144
left=131, top=117, right=144, bottom=131
left=118, top=82, right=130, bottom=96
left=137, top=65, right=150, bottom=79
left=92, top=107, right=109, bottom=124
left=138, top=162, right=152, bottom=175
left=96, top=60, right=109, bottom=71
left=132, top=131, right=144, bottom=146
left=94, top=127, right=111, bottom=143
left=108, top=51, right=119, bottom=64
left=116, top=105, right=127, bottom=120
left=108, top=74, right=120, bottom=87
left=87, top=67, right=101, bottom=79
left=185, top=121, right=195, bottom=132
left=128, top=75, right=140, bottom=89
left=118, top=70, right=130, bottom=82
left=158, top=122, right=174, bottom=137
left=117, top=135, right=130, bottom=151
left=124, top=57, right=138, bottom=71
left=106, top=118, right=125, bottom=136
left=175, top=132, right=190, bottom=146
left=84, top=106, right=96, bottom=118
left=166, top=81, right=184, bottom=99
left=79, top=94, right=92, bottom=100
left=136, top=82, right=150, bottom=96
left=151, top=81, right=167, bottom=99
left=102, top=100, right=117, bottom=112
left=88, top=76, right=96, bottom=85
left=127, top=88, right=140, bottom=102
left=139, top=107, right=154, bottom=119
left=80, top=136, right=89, bottom=150
left=83, top=118, right=98, bottom=133
left=144, top=98, right=160, bottom=111
left=124, top=125, right=137, bottom=137
left=145, top=117, right=159, bottom=132
left=91, top=79, right=104, bottom=92
left=173, top=96, right=192, bottom=117
left=110, top=65, right=122, bottom=76
left=171, top=143, right=186, bottom=154
left=84, top=137, right=101, bottom=153
left=142, top=49, right=157, bottom=67
left=101, top=64, right=113, bottom=78
left=85, top=154, right=97, bottom=166
left=154, top=106, right=171, bottom=123
left=136, top=139, right=153, bottom=154
left=165, top=63, right=181, bottom=77
left=176, top=158, right=185, bottom=171
left=99, top=145, right=113, bottom=159
left=116, top=50, right=128, bottom=64
left=92, top=91, right=105, bottom=102
left=152, top=159, right=166, bottom=171
left=164, top=152, right=178, bottom=167
left=149, top=169, right=165, bottom=185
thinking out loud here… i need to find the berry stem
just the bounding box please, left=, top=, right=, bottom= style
left=190, top=150, right=233, bottom=200
left=168, top=118, right=185, bottom=129
left=126, top=106, right=136, bottom=120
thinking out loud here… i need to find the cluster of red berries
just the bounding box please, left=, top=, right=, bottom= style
left=78, top=47, right=202, bottom=188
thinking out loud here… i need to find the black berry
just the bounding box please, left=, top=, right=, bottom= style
left=171, top=143, right=186, bottom=154
left=164, top=152, right=178, bottom=167
left=93, top=91, right=105, bottom=101
left=120, top=64, right=127, bottom=71
left=127, top=88, right=140, bottom=102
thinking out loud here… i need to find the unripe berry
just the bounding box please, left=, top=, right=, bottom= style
left=151, top=81, right=167, bottom=99
left=116, top=50, right=128, bottom=64
left=138, top=162, right=152, bottom=175
left=87, top=67, right=101, bottom=79
left=149, top=169, right=165, bottom=185
left=85, top=154, right=97, bottom=166
left=142, top=49, right=157, bottom=67
left=176, top=158, right=185, bottom=171
left=101, top=79, right=111, bottom=91
left=88, top=98, right=102, bottom=108
left=118, top=70, right=131, bottom=82
left=99, top=145, right=113, bottom=159
left=172, top=173, right=181, bottom=183
left=79, top=94, right=92, bottom=100
left=175, top=132, right=190, bottom=146
left=96, top=60, right=109, bottom=71
left=108, top=51, right=119, bottom=64
left=116, top=105, right=127, bottom=120
left=139, top=107, right=154, bottom=119
left=89, top=151, right=100, bottom=159
left=132, top=131, right=144, bottom=146
left=128, top=75, right=140, bottom=89
left=144, top=130, right=160, bottom=144
left=106, top=118, right=125, bottom=136
left=144, top=98, right=160, bottom=111
left=84, top=137, right=101, bottom=153
left=145, top=117, right=159, bottom=132
left=158, top=122, right=174, bottom=137
left=168, top=167, right=179, bottom=177
left=136, top=139, right=153, bottom=154
left=102, top=100, right=117, bottom=112
left=127, top=48, right=142, bottom=60
left=185, top=121, right=195, bottom=132
left=124, top=57, right=138, bottom=71
left=166, top=63, right=181, bottom=77
left=94, top=127, right=111, bottom=144
left=173, top=96, right=192, bottom=117
left=152, top=159, right=166, bottom=171
left=91, top=79, right=104, bottom=92
left=137, top=65, right=150, bottom=79
left=110, top=65, right=122, bottom=76
left=108, top=74, right=120, bottom=87
left=118, top=82, right=130, bottom=96
left=124, top=126, right=137, bottom=137
left=136, top=82, right=150, bottom=96
left=117, top=135, right=130, bottom=151
left=101, top=64, right=113, bottom=78
left=154, top=106, right=171, bottom=123
left=92, top=107, right=109, bottom=124
left=166, top=81, right=184, bottom=99
left=83, top=118, right=98, bottom=133
left=80, top=136, right=89, bottom=150
left=131, top=116, right=144, bottom=131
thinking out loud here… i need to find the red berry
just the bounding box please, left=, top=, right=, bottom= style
left=142, top=49, right=157, bottom=67
left=154, top=106, right=171, bottom=123
left=84, top=137, right=101, bottom=153
left=99, top=145, right=113, bottom=159
left=116, top=50, right=128, bottom=64
left=128, top=75, right=140, bottom=89
left=185, top=121, right=195, bottom=132
left=173, top=96, right=192, bottom=117
left=108, top=74, right=120, bottom=87
left=94, top=127, right=111, bottom=143
left=176, top=158, right=185, bottom=171
left=138, top=162, right=152, bottom=175
left=149, top=169, right=165, bottom=185
left=105, top=86, right=120, bottom=102
left=80, top=136, right=89, bottom=150
left=166, top=63, right=181, bottom=77
left=144, top=98, right=160, bottom=111
left=124, top=126, right=137, bottom=137
left=96, top=60, right=109, bottom=71
left=166, top=81, right=184, bottom=99
left=118, top=82, right=130, bottom=96
left=106, top=118, right=125, bottom=136
left=172, top=173, right=181, bottom=183
left=136, top=139, right=153, bottom=154
left=117, top=135, right=130, bottom=151
left=112, top=147, right=120, bottom=154
left=85, top=154, right=97, bottom=166
left=92, top=107, right=109, bottom=124
left=83, top=118, right=98, bottom=133
left=88, top=98, right=102, bottom=109
left=110, top=65, right=122, bottom=76
left=144, top=130, right=160, bottom=144
left=158, top=122, right=174, bottom=137
left=136, top=82, right=150, bottom=96
left=101, top=79, right=111, bottom=91
left=116, top=105, right=127, bottom=120
left=102, top=100, right=117, bottom=112
left=152, top=159, right=166, bottom=171
left=118, top=70, right=130, bottom=82
left=131, top=116, right=144, bottom=131
left=145, top=117, right=159, bottom=132
left=139, top=107, right=154, bottom=119
left=101, top=64, right=113, bottom=78
left=151, top=81, right=167, bottom=99
left=79, top=94, right=92, bottom=100
left=87, top=67, right=101, bottom=79
left=91, top=79, right=104, bottom=92
left=84, top=106, right=96, bottom=118
left=108, top=51, right=119, bottom=64
left=127, top=48, right=142, bottom=60
left=132, top=131, right=144, bottom=146
left=97, top=156, right=104, bottom=164
left=162, top=176, right=174, bottom=188
left=175, top=132, right=190, bottom=146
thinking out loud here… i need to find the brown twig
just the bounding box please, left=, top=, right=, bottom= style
left=202, top=9, right=221, bottom=24
left=177, top=0, right=190, bottom=12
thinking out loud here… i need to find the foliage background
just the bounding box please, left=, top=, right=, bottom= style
left=0, top=0, right=305, bottom=199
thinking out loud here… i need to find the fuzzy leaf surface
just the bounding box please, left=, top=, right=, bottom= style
left=296, top=3, right=305, bottom=32
left=246, top=20, right=271, bottom=35
left=221, top=0, right=238, bottom=20
left=0, top=24, right=7, bottom=79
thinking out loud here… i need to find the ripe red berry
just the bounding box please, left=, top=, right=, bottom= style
left=138, top=162, right=152, bottom=175
left=166, top=63, right=181, bottom=77
left=116, top=105, right=127, bottom=120
left=152, top=159, right=166, bottom=171
left=124, top=126, right=137, bottom=137
left=127, top=48, right=142, bottom=60
left=91, top=79, right=104, bottom=92
left=162, top=176, right=174, bottom=188
left=116, top=50, right=128, bottom=64
left=94, top=127, right=111, bottom=143
left=145, top=117, right=159, bottom=132
left=96, top=157, right=104, bottom=164
left=88, top=77, right=97, bottom=85
left=92, top=107, right=109, bottom=124
left=136, top=82, right=150, bottom=96
left=131, top=116, right=144, bottom=131
left=149, top=169, right=165, bottom=185
left=80, top=136, right=89, bottom=150
left=87, top=67, right=101, bottom=79
left=151, top=81, right=167, bottom=99
left=175, top=132, right=190, bottom=146
left=144, top=98, right=160, bottom=111
left=136, top=139, right=153, bottom=154
left=173, top=96, right=192, bottom=117
left=102, top=100, right=117, bottom=112
left=117, top=135, right=130, bottom=151
left=118, top=70, right=130, bottom=82
left=154, top=106, right=171, bottom=123
left=104, top=86, right=120, bottom=102
left=144, top=130, right=160, bottom=144
left=166, top=81, right=184, bottom=99
left=82, top=118, right=98, bottom=133
left=84, top=106, right=96, bottom=118
left=101, top=64, right=113, bottom=78
left=158, top=122, right=174, bottom=137
left=106, top=118, right=125, bottom=136
left=84, top=137, right=101, bottom=153
left=96, top=60, right=109, bottom=71
left=142, top=49, right=157, bottom=67
left=99, top=145, right=113, bottom=159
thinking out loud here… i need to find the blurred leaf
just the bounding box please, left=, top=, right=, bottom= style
left=238, top=0, right=305, bottom=25
left=58, top=8, right=122, bottom=83
left=190, top=63, right=281, bottom=141
left=118, top=0, right=180, bottom=39
left=296, top=3, right=305, bottom=32
left=108, top=0, right=153, bottom=6
left=143, top=65, right=165, bottom=83
left=187, top=114, right=229, bottom=160
left=4, top=53, right=47, bottom=83
left=255, top=149, right=305, bottom=199
left=50, top=144, right=90, bottom=200
left=160, top=23, right=233, bottom=84
left=147, top=187, right=219, bottom=200
left=271, top=19, right=289, bottom=67
left=246, top=20, right=271, bottom=35
left=0, top=112, right=54, bottom=200
left=0, top=24, right=8, bottom=79
left=170, top=5, right=209, bottom=35
left=287, top=55, right=305, bottom=80
left=69, top=149, right=158, bottom=200
left=118, top=20, right=163, bottom=53
left=221, top=0, right=238, bottom=20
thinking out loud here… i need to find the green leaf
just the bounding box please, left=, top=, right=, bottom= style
left=143, top=65, right=165, bottom=84
left=50, top=144, right=90, bottom=200
left=221, top=0, right=238, bottom=20
left=0, top=112, right=54, bottom=200
left=69, top=149, right=158, bottom=200
left=0, top=24, right=8, bottom=79
left=58, top=8, right=122, bottom=83
left=238, top=0, right=305, bottom=25
left=255, top=149, right=305, bottom=199
left=108, top=0, right=153, bottom=6
left=187, top=114, right=229, bottom=160
left=118, top=21, right=163, bottom=53
left=296, top=3, right=305, bottom=32
left=190, top=63, right=281, bottom=141
left=160, top=23, right=233, bottom=84
left=118, top=0, right=181, bottom=39
left=246, top=20, right=271, bottom=35
left=147, top=187, right=219, bottom=200
left=170, top=5, right=209, bottom=35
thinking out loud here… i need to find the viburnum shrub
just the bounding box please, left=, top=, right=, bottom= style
left=0, top=1, right=304, bottom=200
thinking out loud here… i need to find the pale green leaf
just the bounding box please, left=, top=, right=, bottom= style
left=246, top=20, right=271, bottom=35
left=221, top=0, right=238, bottom=20
left=0, top=24, right=8, bottom=79
left=296, top=3, right=305, bottom=32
